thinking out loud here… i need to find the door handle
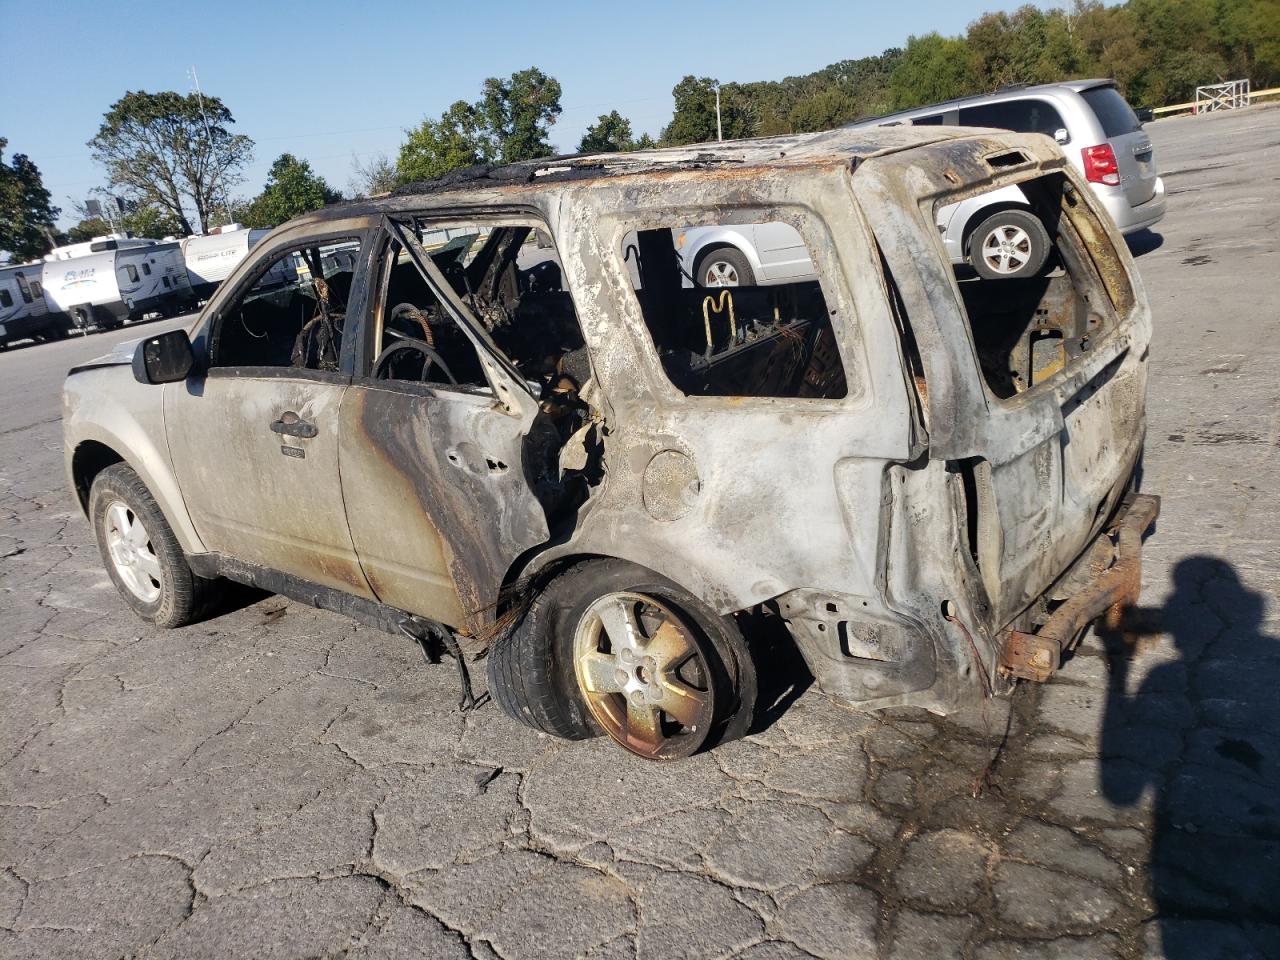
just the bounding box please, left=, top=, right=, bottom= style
left=271, top=412, right=318, bottom=439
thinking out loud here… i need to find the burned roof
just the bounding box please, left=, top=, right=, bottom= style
left=388, top=126, right=961, bottom=199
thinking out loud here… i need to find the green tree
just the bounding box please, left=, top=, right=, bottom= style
left=241, top=154, right=341, bottom=229
left=480, top=67, right=563, bottom=162
left=662, top=76, right=752, bottom=145
left=789, top=87, right=861, bottom=132
left=63, top=217, right=112, bottom=244
left=0, top=138, right=59, bottom=261
left=87, top=90, right=253, bottom=235
left=578, top=111, right=652, bottom=152
left=397, top=100, right=493, bottom=184
left=890, top=34, right=980, bottom=109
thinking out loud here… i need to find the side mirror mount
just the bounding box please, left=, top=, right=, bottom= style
left=133, top=329, right=194, bottom=384
left=1053, top=127, right=1071, bottom=145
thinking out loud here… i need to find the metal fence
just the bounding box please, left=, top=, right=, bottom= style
left=1195, top=79, right=1251, bottom=113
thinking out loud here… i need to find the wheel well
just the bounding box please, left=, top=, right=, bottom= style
left=961, top=202, right=1036, bottom=253
left=71, top=441, right=124, bottom=514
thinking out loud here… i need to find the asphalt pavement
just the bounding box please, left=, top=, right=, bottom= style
left=1, top=106, right=1277, bottom=960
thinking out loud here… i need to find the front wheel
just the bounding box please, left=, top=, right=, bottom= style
left=487, top=559, right=757, bottom=760
left=90, top=463, right=222, bottom=627
left=967, top=208, right=1051, bottom=279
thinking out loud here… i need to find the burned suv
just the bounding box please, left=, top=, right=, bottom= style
left=64, top=127, right=1158, bottom=760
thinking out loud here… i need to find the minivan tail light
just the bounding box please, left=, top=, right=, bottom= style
left=1081, top=144, right=1121, bottom=186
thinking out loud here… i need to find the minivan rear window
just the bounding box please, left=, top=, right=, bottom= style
left=1080, top=86, right=1141, bottom=138
left=957, top=99, right=1066, bottom=137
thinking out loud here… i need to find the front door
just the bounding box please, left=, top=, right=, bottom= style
left=165, top=233, right=375, bottom=597
left=339, top=218, right=584, bottom=632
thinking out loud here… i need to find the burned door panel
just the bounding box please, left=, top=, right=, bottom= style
left=340, top=384, right=551, bottom=633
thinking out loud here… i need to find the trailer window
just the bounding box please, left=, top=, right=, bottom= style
left=0, top=289, right=12, bottom=308
left=210, top=237, right=362, bottom=371
left=622, top=220, right=846, bottom=399
left=125, top=264, right=139, bottom=283
left=142, top=262, right=152, bottom=275
left=14, top=273, right=34, bottom=303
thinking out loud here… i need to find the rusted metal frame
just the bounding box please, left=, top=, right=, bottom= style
left=999, top=493, right=1160, bottom=681
left=383, top=215, right=536, bottom=408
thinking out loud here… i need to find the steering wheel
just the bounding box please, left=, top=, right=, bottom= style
left=372, top=338, right=458, bottom=384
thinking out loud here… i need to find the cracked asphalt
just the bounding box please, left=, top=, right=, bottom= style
left=2, top=106, right=1278, bottom=960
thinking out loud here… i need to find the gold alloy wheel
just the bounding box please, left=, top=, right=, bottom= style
left=572, top=591, right=716, bottom=760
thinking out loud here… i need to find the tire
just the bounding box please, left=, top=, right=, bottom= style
left=967, top=208, right=1051, bottom=280
left=89, top=463, right=221, bottom=627
left=694, top=246, right=756, bottom=287
left=96, top=307, right=124, bottom=331
left=71, top=306, right=93, bottom=333
left=487, top=558, right=758, bottom=760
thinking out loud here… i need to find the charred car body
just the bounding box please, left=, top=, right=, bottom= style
left=63, top=126, right=1158, bottom=760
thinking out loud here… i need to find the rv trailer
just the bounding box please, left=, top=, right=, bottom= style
left=42, top=236, right=195, bottom=331
left=0, top=263, right=70, bottom=348
left=180, top=227, right=288, bottom=301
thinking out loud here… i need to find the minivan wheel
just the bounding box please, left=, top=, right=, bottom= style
left=486, top=559, right=757, bottom=760
left=695, top=247, right=755, bottom=287
left=90, top=463, right=221, bottom=627
left=968, top=209, right=1051, bottom=279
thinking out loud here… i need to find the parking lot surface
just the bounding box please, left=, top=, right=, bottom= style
left=2, top=106, right=1277, bottom=960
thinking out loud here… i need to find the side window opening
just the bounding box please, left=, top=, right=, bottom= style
left=943, top=173, right=1121, bottom=399
left=210, top=237, right=359, bottom=371
left=373, top=222, right=591, bottom=400
left=957, top=100, right=1067, bottom=138
left=622, top=220, right=847, bottom=399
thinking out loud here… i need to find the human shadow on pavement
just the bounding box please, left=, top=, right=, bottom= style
left=1100, top=556, right=1280, bottom=959
left=1125, top=229, right=1165, bottom=258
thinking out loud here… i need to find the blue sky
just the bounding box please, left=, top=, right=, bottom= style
left=1, top=0, right=1044, bottom=228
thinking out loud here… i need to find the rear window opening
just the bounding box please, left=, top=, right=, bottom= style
left=623, top=220, right=847, bottom=399
left=944, top=173, right=1123, bottom=399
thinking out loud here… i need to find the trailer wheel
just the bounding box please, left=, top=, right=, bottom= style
left=96, top=306, right=123, bottom=330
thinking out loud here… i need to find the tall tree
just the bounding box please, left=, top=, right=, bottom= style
left=0, top=138, right=59, bottom=261
left=662, top=77, right=751, bottom=145
left=889, top=34, right=980, bottom=109
left=87, top=90, right=253, bottom=236
left=241, top=154, right=341, bottom=229
left=480, top=67, right=563, bottom=162
left=397, top=101, right=493, bottom=184
left=578, top=111, right=653, bottom=152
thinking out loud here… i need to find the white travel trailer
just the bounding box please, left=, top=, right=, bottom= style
left=181, top=226, right=284, bottom=301
left=0, top=263, right=69, bottom=348
left=42, top=236, right=194, bottom=331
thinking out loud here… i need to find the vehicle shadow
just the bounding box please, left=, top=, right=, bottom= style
left=1099, top=556, right=1280, bottom=958
left=1125, top=229, right=1165, bottom=258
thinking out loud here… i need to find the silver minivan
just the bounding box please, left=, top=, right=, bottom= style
left=860, top=79, right=1166, bottom=236
left=682, top=80, right=1164, bottom=285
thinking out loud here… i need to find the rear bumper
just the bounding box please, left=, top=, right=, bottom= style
left=1101, top=177, right=1167, bottom=235
left=999, top=493, right=1161, bottom=682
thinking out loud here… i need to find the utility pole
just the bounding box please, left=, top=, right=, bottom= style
left=189, top=65, right=232, bottom=232
left=715, top=83, right=724, bottom=142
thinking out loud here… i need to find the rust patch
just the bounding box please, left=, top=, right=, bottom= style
left=999, top=493, right=1160, bottom=682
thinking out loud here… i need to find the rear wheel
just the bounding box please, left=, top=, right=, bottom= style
left=90, top=463, right=221, bottom=627
left=487, top=559, right=757, bottom=760
left=695, top=247, right=755, bottom=288
left=967, top=208, right=1051, bottom=279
